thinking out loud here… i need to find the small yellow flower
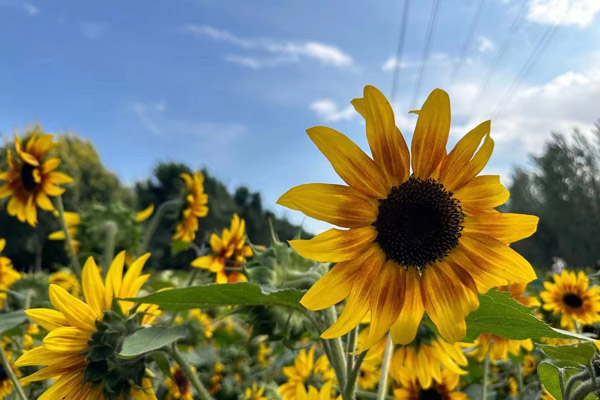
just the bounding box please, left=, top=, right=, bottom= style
left=257, top=342, right=272, bottom=366
left=189, top=309, right=214, bottom=338
left=165, top=366, right=194, bottom=400
left=245, top=383, right=268, bottom=400
left=508, top=376, right=518, bottom=397
left=357, top=360, right=379, bottom=391
left=468, top=333, right=533, bottom=363
left=173, top=171, right=209, bottom=242
left=191, top=213, right=252, bottom=284
left=522, top=354, right=536, bottom=377
left=48, top=269, right=81, bottom=297
left=15, top=251, right=160, bottom=399
left=135, top=204, right=155, bottom=222
left=0, top=129, right=72, bottom=226
left=208, top=362, right=224, bottom=395
left=279, top=85, right=537, bottom=349
left=278, top=346, right=335, bottom=400
left=540, top=270, right=600, bottom=329
left=393, top=369, right=468, bottom=400
left=0, top=239, right=21, bottom=308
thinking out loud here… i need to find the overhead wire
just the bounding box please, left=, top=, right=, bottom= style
left=390, top=0, right=411, bottom=105
left=449, top=0, right=485, bottom=84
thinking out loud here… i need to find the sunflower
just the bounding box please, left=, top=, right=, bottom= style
left=15, top=251, right=159, bottom=399
left=497, top=282, right=540, bottom=307
left=0, top=239, right=21, bottom=308
left=165, top=366, right=194, bottom=400
left=393, top=369, right=468, bottom=400
left=522, top=354, right=536, bottom=377
left=278, top=85, right=537, bottom=348
left=540, top=270, right=600, bottom=329
left=278, top=346, right=335, bottom=400
left=48, top=211, right=81, bottom=252
left=467, top=333, right=533, bottom=362
left=357, top=360, right=379, bottom=390
left=48, top=269, right=81, bottom=297
left=245, top=383, right=269, bottom=400
left=390, top=325, right=468, bottom=389
left=191, top=213, right=252, bottom=284
left=0, top=130, right=72, bottom=226
left=173, top=171, right=209, bottom=242
left=296, top=382, right=340, bottom=400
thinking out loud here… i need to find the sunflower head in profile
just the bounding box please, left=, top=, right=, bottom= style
left=278, top=346, right=335, bottom=400
left=48, top=269, right=81, bottom=297
left=173, top=171, right=209, bottom=242
left=393, top=369, right=467, bottom=400
left=278, top=85, right=538, bottom=347
left=467, top=332, right=533, bottom=363
left=0, top=129, right=72, bottom=226
left=165, top=366, right=194, bottom=400
left=388, top=323, right=468, bottom=389
left=15, top=251, right=160, bottom=399
left=191, top=213, right=253, bottom=284
left=540, top=270, right=600, bottom=329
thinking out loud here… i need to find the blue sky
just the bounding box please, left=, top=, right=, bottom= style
left=1, top=0, right=599, bottom=233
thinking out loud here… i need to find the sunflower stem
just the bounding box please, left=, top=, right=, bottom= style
left=482, top=354, right=490, bottom=400
left=102, top=220, right=118, bottom=274
left=54, top=195, right=81, bottom=277
left=0, top=344, right=27, bottom=400
left=138, top=198, right=182, bottom=255
left=517, top=362, right=524, bottom=400
left=564, top=370, right=589, bottom=398
left=323, top=306, right=348, bottom=394
left=345, top=351, right=368, bottom=400
left=375, top=334, right=393, bottom=400
left=169, top=345, right=214, bottom=400
left=570, top=377, right=600, bottom=400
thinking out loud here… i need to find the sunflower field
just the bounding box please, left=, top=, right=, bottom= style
left=0, top=84, right=599, bottom=400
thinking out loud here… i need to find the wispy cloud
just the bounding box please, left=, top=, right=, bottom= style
left=310, top=99, right=355, bottom=122
left=527, top=0, right=600, bottom=27
left=476, top=36, right=495, bottom=53
left=186, top=24, right=353, bottom=68
left=0, top=0, right=39, bottom=16
left=79, top=22, right=109, bottom=40
left=381, top=56, right=417, bottom=72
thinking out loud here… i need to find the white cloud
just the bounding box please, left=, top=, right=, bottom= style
left=476, top=36, right=495, bottom=53
left=0, top=0, right=39, bottom=16
left=186, top=24, right=353, bottom=68
left=527, top=0, right=600, bottom=27
left=310, top=99, right=355, bottom=122
left=381, top=56, right=417, bottom=72
left=79, top=22, right=109, bottom=40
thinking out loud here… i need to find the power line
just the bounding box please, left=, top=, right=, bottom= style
left=390, top=0, right=411, bottom=104
left=410, top=0, right=442, bottom=110
left=467, top=0, right=528, bottom=119
left=492, top=1, right=570, bottom=119
left=450, top=0, right=485, bottom=84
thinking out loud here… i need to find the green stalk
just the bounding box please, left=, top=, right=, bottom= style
left=482, top=354, right=490, bottom=400
left=102, top=220, right=118, bottom=274
left=375, top=334, right=393, bottom=400
left=346, top=326, right=358, bottom=374
left=0, top=345, right=27, bottom=400
left=517, top=363, right=524, bottom=400
left=345, top=351, right=368, bottom=400
left=169, top=345, right=213, bottom=400
left=138, top=198, right=182, bottom=254
left=54, top=195, right=81, bottom=277
left=323, top=306, right=347, bottom=392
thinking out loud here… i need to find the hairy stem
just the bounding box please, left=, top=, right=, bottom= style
left=482, top=354, right=490, bottom=400
left=102, top=220, right=118, bottom=273
left=0, top=345, right=28, bottom=400
left=375, top=334, right=393, bottom=400
left=138, top=198, right=182, bottom=254
left=564, top=370, right=589, bottom=398
left=323, top=306, right=348, bottom=395
left=169, top=345, right=213, bottom=400
left=571, top=377, right=600, bottom=400
left=345, top=351, right=368, bottom=400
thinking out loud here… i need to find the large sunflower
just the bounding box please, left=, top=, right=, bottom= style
left=540, top=270, right=600, bottom=329
left=191, top=213, right=252, bottom=284
left=0, top=130, right=72, bottom=226
left=15, top=252, right=159, bottom=399
left=173, top=171, right=209, bottom=242
left=278, top=85, right=538, bottom=347
left=393, top=369, right=467, bottom=400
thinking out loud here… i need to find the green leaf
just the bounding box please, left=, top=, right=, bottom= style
left=464, top=290, right=592, bottom=342
left=151, top=352, right=173, bottom=380
left=125, top=282, right=305, bottom=311
left=539, top=343, right=597, bottom=365
left=538, top=361, right=584, bottom=400
left=0, top=311, right=29, bottom=334
left=118, top=325, right=188, bottom=358
left=171, top=240, right=191, bottom=256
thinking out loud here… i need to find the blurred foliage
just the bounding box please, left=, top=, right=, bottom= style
left=508, top=124, right=600, bottom=269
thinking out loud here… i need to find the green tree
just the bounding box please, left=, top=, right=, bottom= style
left=508, top=125, right=600, bottom=268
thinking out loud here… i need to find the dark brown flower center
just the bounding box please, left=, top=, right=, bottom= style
left=419, top=388, right=444, bottom=400
left=562, top=293, right=583, bottom=309
left=174, top=369, right=190, bottom=394
left=20, top=163, right=38, bottom=192
left=373, top=177, right=463, bottom=269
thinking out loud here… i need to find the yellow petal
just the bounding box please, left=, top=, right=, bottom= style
left=463, top=213, right=539, bottom=244
left=48, top=284, right=96, bottom=331
left=449, top=245, right=509, bottom=292
left=277, top=183, right=378, bottom=228
left=321, top=244, right=385, bottom=338
left=411, top=89, right=451, bottom=179
left=25, top=308, right=68, bottom=331
left=48, top=230, right=66, bottom=240
left=135, top=204, right=155, bottom=222
left=306, top=126, right=388, bottom=198
left=191, top=255, right=216, bottom=270
left=43, top=326, right=91, bottom=352
left=0, top=239, right=5, bottom=253
left=289, top=226, right=377, bottom=263
left=36, top=192, right=55, bottom=211
left=122, top=253, right=151, bottom=298
left=41, top=157, right=61, bottom=173
left=439, top=120, right=493, bottom=191
left=47, top=171, right=73, bottom=184
left=454, top=175, right=509, bottom=214
left=105, top=251, right=126, bottom=306
left=353, top=85, right=410, bottom=187
left=82, top=257, right=106, bottom=318
left=390, top=268, right=424, bottom=345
